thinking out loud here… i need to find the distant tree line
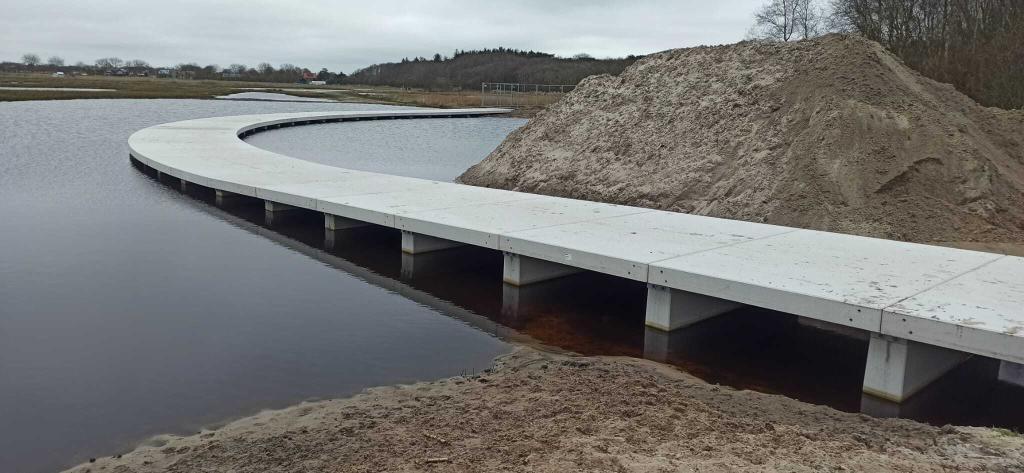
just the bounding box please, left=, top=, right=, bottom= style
left=6, top=54, right=346, bottom=84
left=830, top=0, right=1023, bottom=109
left=344, top=48, right=641, bottom=90
left=8, top=47, right=634, bottom=90
left=751, top=0, right=1024, bottom=109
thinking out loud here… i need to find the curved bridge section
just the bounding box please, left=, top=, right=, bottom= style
left=129, top=108, right=1024, bottom=404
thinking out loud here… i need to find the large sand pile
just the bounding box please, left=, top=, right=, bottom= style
left=460, top=34, right=1024, bottom=243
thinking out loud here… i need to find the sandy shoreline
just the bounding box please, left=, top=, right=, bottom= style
left=65, top=347, right=1023, bottom=472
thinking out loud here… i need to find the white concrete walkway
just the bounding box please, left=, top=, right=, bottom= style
left=129, top=109, right=1024, bottom=402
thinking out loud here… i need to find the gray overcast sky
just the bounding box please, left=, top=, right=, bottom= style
left=1, top=0, right=763, bottom=73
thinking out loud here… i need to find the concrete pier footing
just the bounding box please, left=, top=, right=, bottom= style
left=502, top=253, right=580, bottom=286
left=862, top=333, right=971, bottom=403
left=401, top=231, right=463, bottom=254
left=325, top=213, right=370, bottom=231
left=644, top=284, right=741, bottom=331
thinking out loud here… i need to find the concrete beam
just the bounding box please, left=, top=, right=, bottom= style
left=502, top=252, right=580, bottom=286
left=797, top=316, right=870, bottom=341
left=325, top=213, right=370, bottom=231
left=401, top=230, right=463, bottom=255
left=644, top=284, right=740, bottom=331
left=862, top=334, right=971, bottom=403
left=264, top=200, right=297, bottom=212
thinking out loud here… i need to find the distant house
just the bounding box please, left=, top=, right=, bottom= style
left=51, top=71, right=65, bottom=78
left=296, top=71, right=318, bottom=84
left=222, top=70, right=241, bottom=79
left=309, top=80, right=326, bottom=86
left=157, top=69, right=172, bottom=77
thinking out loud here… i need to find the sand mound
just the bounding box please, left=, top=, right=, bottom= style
left=65, top=349, right=1024, bottom=472
left=459, top=34, right=1024, bottom=243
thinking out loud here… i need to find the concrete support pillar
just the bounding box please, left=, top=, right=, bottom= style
left=325, top=230, right=337, bottom=250
left=214, top=189, right=243, bottom=206
left=500, top=280, right=566, bottom=322
left=862, top=334, right=970, bottom=403
left=401, top=231, right=463, bottom=255
left=502, top=252, right=580, bottom=286
left=324, top=213, right=369, bottom=231
left=264, top=200, right=297, bottom=212
left=179, top=179, right=188, bottom=192
left=643, top=327, right=678, bottom=362
left=998, top=361, right=1024, bottom=388
left=644, top=284, right=740, bottom=331
left=401, top=252, right=450, bottom=280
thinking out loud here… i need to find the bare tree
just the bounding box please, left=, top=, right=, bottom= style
left=96, top=57, right=124, bottom=69
left=257, top=62, right=274, bottom=75
left=751, top=0, right=823, bottom=41
left=21, top=53, right=41, bottom=66
left=47, top=56, right=64, bottom=67
left=126, top=59, right=149, bottom=68
left=752, top=0, right=799, bottom=41
left=794, top=0, right=823, bottom=39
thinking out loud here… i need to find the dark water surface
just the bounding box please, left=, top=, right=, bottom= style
left=2, top=99, right=1022, bottom=472
left=0, top=99, right=522, bottom=473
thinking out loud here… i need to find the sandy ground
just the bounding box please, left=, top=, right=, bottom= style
left=65, top=347, right=1024, bottom=473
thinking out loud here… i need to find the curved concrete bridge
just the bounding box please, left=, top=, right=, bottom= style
left=129, top=108, right=1024, bottom=404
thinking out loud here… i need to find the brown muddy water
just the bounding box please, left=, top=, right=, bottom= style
left=1, top=99, right=1021, bottom=473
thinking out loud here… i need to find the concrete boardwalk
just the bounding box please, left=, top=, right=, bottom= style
left=129, top=109, right=1024, bottom=403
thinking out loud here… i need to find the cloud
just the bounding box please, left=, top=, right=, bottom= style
left=0, top=0, right=761, bottom=73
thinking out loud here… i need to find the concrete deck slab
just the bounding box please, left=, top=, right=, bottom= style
left=500, top=211, right=794, bottom=281
left=127, top=108, right=1024, bottom=370
left=882, top=256, right=1024, bottom=363
left=648, top=229, right=1001, bottom=332
left=397, top=196, right=647, bottom=249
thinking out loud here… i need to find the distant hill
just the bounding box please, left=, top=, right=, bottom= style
left=344, top=48, right=640, bottom=90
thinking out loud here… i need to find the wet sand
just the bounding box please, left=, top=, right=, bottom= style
left=65, top=347, right=1023, bottom=472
